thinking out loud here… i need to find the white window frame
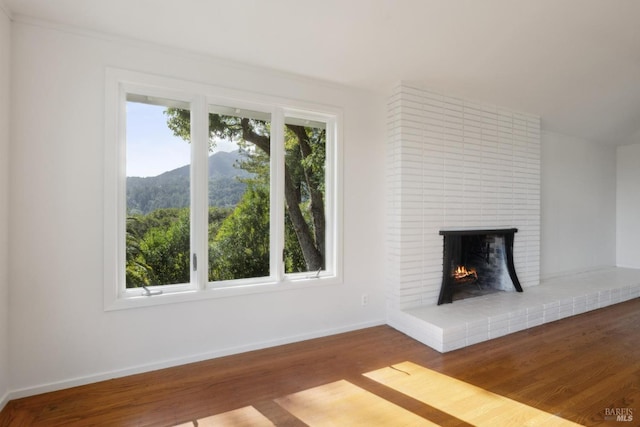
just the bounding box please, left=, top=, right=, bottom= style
left=104, top=68, right=343, bottom=310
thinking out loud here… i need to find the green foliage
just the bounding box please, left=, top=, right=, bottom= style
left=126, top=209, right=190, bottom=287
left=164, top=108, right=191, bottom=143
left=164, top=108, right=269, bottom=152
left=125, top=216, right=152, bottom=287
left=125, top=207, right=232, bottom=288
left=284, top=210, right=307, bottom=273
left=284, top=125, right=326, bottom=196
left=143, top=226, right=189, bottom=284
left=209, top=184, right=271, bottom=281
left=126, top=208, right=191, bottom=287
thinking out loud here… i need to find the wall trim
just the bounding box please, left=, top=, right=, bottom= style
left=0, top=391, right=8, bottom=414
left=4, top=319, right=385, bottom=401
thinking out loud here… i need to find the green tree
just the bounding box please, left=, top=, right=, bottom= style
left=126, top=206, right=235, bottom=288
left=165, top=109, right=326, bottom=272
left=125, top=216, right=152, bottom=287
left=128, top=208, right=191, bottom=286
left=209, top=184, right=270, bottom=280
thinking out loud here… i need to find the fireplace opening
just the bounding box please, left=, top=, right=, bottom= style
left=438, top=228, right=523, bottom=305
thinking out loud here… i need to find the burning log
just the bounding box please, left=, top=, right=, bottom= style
left=452, top=265, right=478, bottom=284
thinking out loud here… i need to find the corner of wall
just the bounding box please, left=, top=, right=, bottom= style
left=616, top=143, right=640, bottom=268
left=0, top=0, right=11, bottom=411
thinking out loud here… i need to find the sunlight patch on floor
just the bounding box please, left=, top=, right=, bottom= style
left=174, top=405, right=275, bottom=427
left=275, top=379, right=439, bottom=426
left=364, top=361, right=581, bottom=426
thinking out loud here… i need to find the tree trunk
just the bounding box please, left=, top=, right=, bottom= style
left=287, top=125, right=326, bottom=265
left=241, top=119, right=323, bottom=271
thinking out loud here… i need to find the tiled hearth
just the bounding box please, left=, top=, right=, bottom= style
left=387, top=267, right=640, bottom=352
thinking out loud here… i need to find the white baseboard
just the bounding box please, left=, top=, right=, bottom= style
left=6, top=318, right=385, bottom=401
left=0, top=390, right=9, bottom=413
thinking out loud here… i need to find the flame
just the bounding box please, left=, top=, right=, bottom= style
left=452, top=265, right=477, bottom=280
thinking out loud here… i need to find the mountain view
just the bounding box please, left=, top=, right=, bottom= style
left=125, top=113, right=326, bottom=288
left=127, top=150, right=250, bottom=214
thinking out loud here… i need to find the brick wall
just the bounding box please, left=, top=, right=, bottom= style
left=386, top=83, right=541, bottom=309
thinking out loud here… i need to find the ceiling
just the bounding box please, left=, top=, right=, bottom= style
left=4, top=0, right=640, bottom=145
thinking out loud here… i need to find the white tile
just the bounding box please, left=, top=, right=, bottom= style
left=526, top=306, right=544, bottom=327
left=442, top=324, right=467, bottom=342
left=489, top=312, right=509, bottom=326
left=611, top=288, right=621, bottom=304
left=443, top=338, right=467, bottom=352
left=509, top=319, right=527, bottom=333
left=467, top=319, right=489, bottom=337
left=599, top=290, right=612, bottom=308
left=543, top=308, right=559, bottom=323
left=619, top=286, right=631, bottom=301
left=489, top=326, right=510, bottom=339
left=543, top=300, right=559, bottom=318
left=393, top=267, right=640, bottom=352
left=573, top=296, right=587, bottom=315
left=467, top=332, right=489, bottom=346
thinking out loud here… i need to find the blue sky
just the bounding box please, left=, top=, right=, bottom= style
left=126, top=102, right=237, bottom=177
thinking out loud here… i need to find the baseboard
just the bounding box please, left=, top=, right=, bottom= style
left=0, top=390, right=9, bottom=413
left=6, top=318, right=385, bottom=401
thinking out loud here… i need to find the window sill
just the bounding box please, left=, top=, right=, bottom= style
left=104, top=275, right=342, bottom=311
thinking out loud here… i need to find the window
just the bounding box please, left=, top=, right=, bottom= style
left=104, top=69, right=342, bottom=309
left=206, top=105, right=272, bottom=283
left=125, top=94, right=192, bottom=289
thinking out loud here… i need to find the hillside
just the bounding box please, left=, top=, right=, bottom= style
left=127, top=150, right=250, bottom=214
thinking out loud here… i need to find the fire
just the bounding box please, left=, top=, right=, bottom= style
left=453, top=265, right=477, bottom=280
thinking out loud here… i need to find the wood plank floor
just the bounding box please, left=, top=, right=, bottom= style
left=1, top=298, right=639, bottom=426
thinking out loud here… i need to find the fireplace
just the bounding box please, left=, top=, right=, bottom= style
left=438, top=228, right=523, bottom=304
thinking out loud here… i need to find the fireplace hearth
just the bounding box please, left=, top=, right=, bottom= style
left=438, top=228, right=523, bottom=305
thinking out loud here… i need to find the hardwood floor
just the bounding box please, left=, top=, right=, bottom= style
left=1, top=298, right=639, bottom=426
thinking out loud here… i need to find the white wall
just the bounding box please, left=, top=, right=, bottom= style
left=616, top=143, right=640, bottom=268
left=0, top=2, right=10, bottom=409
left=540, top=131, right=617, bottom=278
left=9, top=19, right=386, bottom=396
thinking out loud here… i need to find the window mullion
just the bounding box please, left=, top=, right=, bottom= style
left=325, top=117, right=337, bottom=275
left=115, top=82, right=128, bottom=298
left=191, top=95, right=209, bottom=289
left=271, top=108, right=285, bottom=282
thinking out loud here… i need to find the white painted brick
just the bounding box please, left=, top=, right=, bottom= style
left=387, top=83, right=540, bottom=308
left=573, top=296, right=587, bottom=314
left=610, top=288, right=622, bottom=304
left=543, top=301, right=560, bottom=323
left=599, top=290, right=612, bottom=307
left=489, top=326, right=510, bottom=339
left=442, top=324, right=467, bottom=342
